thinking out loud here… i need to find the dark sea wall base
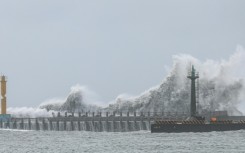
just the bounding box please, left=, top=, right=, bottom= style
left=151, top=123, right=245, bottom=133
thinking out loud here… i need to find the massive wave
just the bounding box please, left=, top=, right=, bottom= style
left=8, top=46, right=245, bottom=117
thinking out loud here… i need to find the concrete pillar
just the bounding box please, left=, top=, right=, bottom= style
left=13, top=119, right=17, bottom=129
left=86, top=112, right=88, bottom=117
left=72, top=112, right=74, bottom=117
left=64, top=121, right=67, bottom=131
left=20, top=118, right=24, bottom=130
left=148, top=112, right=150, bottom=117
left=134, top=120, right=137, bottom=131
left=65, top=112, right=67, bottom=117
left=58, top=112, right=61, bottom=117
left=92, top=112, right=95, bottom=117
left=120, top=112, right=122, bottom=117
left=6, top=119, right=10, bottom=128
left=106, top=120, right=109, bottom=132
left=28, top=118, right=31, bottom=130
left=148, top=119, right=151, bottom=130
left=79, top=112, right=81, bottom=117
left=99, top=112, right=102, bottom=117
left=35, top=118, right=39, bottom=130
left=71, top=121, right=74, bottom=131
left=56, top=121, right=59, bottom=131
left=99, top=121, right=102, bottom=132
left=42, top=118, right=46, bottom=130
left=127, top=112, right=129, bottom=117
left=78, top=121, right=81, bottom=131
left=134, top=112, right=136, bottom=117
left=119, top=121, right=122, bottom=132
left=49, top=120, right=52, bottom=131
left=113, top=121, right=116, bottom=132
left=106, top=112, right=109, bottom=117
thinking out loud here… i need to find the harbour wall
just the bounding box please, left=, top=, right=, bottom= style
left=0, top=112, right=188, bottom=132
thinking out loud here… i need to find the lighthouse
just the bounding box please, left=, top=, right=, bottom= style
left=187, top=66, right=199, bottom=117
left=0, top=75, right=11, bottom=122
left=1, top=75, right=7, bottom=114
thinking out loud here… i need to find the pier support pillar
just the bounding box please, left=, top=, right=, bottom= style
left=70, top=121, right=74, bottom=131
left=49, top=120, right=52, bottom=131
left=13, top=119, right=17, bottom=129
left=36, top=118, right=39, bottom=130
left=56, top=121, right=59, bottom=131
left=0, top=119, right=2, bottom=128
left=64, top=121, right=67, bottom=131
left=78, top=121, right=81, bottom=131
left=28, top=118, right=31, bottom=130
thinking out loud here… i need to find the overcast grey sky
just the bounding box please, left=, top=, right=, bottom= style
left=0, top=0, right=245, bottom=107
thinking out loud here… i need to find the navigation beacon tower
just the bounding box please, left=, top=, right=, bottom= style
left=0, top=75, right=7, bottom=114
left=187, top=66, right=199, bottom=117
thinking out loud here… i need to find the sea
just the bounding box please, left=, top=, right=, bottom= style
left=0, top=130, right=245, bottom=153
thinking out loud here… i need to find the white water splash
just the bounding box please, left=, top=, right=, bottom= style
left=8, top=46, right=245, bottom=117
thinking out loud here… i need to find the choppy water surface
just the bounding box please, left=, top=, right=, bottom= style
left=0, top=130, right=245, bottom=153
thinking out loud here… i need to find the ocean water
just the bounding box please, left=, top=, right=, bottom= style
left=0, top=130, right=245, bottom=153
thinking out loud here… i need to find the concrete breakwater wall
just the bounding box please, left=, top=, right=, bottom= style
left=0, top=112, right=188, bottom=132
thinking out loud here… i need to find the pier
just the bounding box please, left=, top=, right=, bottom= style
left=0, top=112, right=188, bottom=132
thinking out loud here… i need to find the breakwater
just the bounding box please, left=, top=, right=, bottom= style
left=0, top=112, right=188, bottom=132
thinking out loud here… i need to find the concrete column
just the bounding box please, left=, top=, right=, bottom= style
left=106, top=112, right=109, bottom=117
left=79, top=112, right=81, bottom=117
left=13, top=119, right=17, bottom=129
left=119, top=121, right=122, bottom=132
left=78, top=121, right=81, bottom=131
left=148, top=112, right=150, bottom=117
left=56, top=121, right=59, bottom=131
left=65, top=112, right=67, bottom=117
left=106, top=120, right=109, bottom=132
left=86, top=112, right=88, bottom=117
left=134, top=120, right=137, bottom=131
left=49, top=120, right=52, bottom=131
left=113, top=121, right=115, bottom=132
left=20, top=118, right=24, bottom=130
left=134, top=112, right=136, bottom=117
left=71, top=121, right=74, bottom=131
left=120, top=112, right=122, bottom=117
left=64, top=121, right=67, bottom=131
left=58, top=112, right=61, bottom=117
left=92, top=112, right=95, bottom=117
left=127, top=112, right=129, bottom=117
left=42, top=118, right=46, bottom=130
left=28, top=118, right=31, bottom=130
left=99, top=121, right=102, bottom=132
left=6, top=119, right=10, bottom=128
left=72, top=112, right=74, bottom=117
left=36, top=118, right=39, bottom=130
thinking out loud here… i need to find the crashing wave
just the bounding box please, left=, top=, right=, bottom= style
left=107, top=47, right=245, bottom=116
left=8, top=46, right=245, bottom=117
